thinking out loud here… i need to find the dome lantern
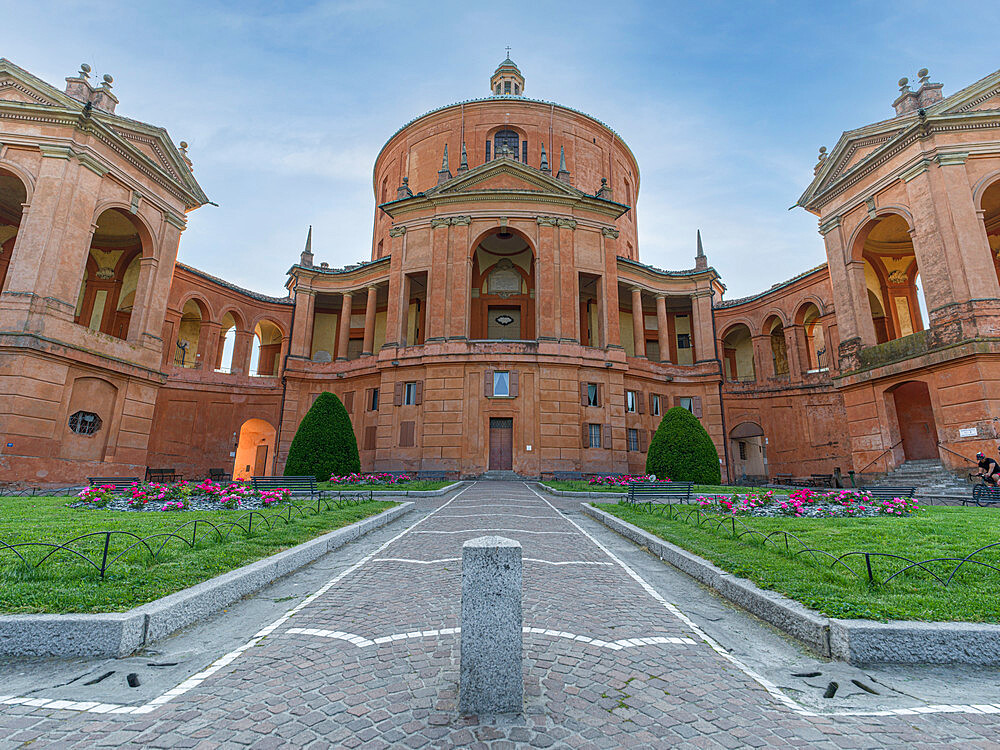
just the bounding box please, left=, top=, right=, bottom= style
left=490, top=50, right=524, bottom=96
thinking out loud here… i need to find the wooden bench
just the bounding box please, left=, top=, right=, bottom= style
left=252, top=476, right=320, bottom=500
left=551, top=471, right=585, bottom=481
left=859, top=486, right=916, bottom=500
left=967, top=484, right=1000, bottom=506
left=626, top=482, right=693, bottom=505
left=88, top=477, right=140, bottom=493
left=208, top=468, right=232, bottom=483
left=145, top=467, right=181, bottom=483
left=771, top=473, right=793, bottom=485
left=808, top=473, right=834, bottom=487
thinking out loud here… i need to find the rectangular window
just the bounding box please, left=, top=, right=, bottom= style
left=493, top=371, right=510, bottom=397
left=485, top=141, right=491, bottom=162
left=404, top=382, right=416, bottom=405
left=587, top=383, right=599, bottom=407
left=679, top=397, right=694, bottom=412
left=504, top=81, right=511, bottom=94
left=588, top=423, right=602, bottom=448
left=677, top=333, right=691, bottom=349
left=370, top=388, right=379, bottom=411
left=626, top=390, right=637, bottom=413
left=739, top=441, right=747, bottom=461
left=522, top=141, right=528, bottom=163
left=627, top=428, right=639, bottom=452
left=651, top=394, right=660, bottom=416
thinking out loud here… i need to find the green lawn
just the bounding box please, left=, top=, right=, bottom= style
left=597, top=503, right=1000, bottom=622
left=543, top=480, right=780, bottom=495
left=318, top=480, right=454, bottom=492
left=0, top=496, right=395, bottom=614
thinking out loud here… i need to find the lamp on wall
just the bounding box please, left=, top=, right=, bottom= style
left=604, top=362, right=613, bottom=368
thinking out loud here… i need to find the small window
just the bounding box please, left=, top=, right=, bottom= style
left=371, top=388, right=379, bottom=411
left=504, top=81, right=511, bottom=94
left=495, top=84, right=501, bottom=94
left=627, top=428, right=639, bottom=452
left=626, top=391, right=637, bottom=413
left=588, top=423, right=601, bottom=448
left=485, top=141, right=491, bottom=162
left=493, top=371, right=510, bottom=397
left=677, top=333, right=691, bottom=349
left=69, top=410, right=102, bottom=435
left=739, top=441, right=747, bottom=460
left=522, top=141, right=528, bottom=163
left=651, top=394, right=660, bottom=416
left=587, top=383, right=599, bottom=407
left=404, top=382, right=416, bottom=405
left=679, top=397, right=694, bottom=412
left=514, top=83, right=520, bottom=95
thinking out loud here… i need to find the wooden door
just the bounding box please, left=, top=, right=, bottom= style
left=254, top=444, right=269, bottom=476
left=489, top=417, right=513, bottom=471
left=892, top=382, right=938, bottom=461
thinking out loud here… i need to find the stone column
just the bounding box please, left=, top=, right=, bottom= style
left=601, top=229, right=622, bottom=350
left=655, top=294, right=669, bottom=363
left=398, top=274, right=411, bottom=346
left=751, top=334, right=768, bottom=380
left=630, top=286, right=645, bottom=358
left=232, top=329, right=253, bottom=375
left=382, top=226, right=406, bottom=349
left=362, top=285, right=378, bottom=356
left=289, top=288, right=315, bottom=358
left=337, top=291, right=353, bottom=361
left=126, top=255, right=159, bottom=344
left=425, top=218, right=449, bottom=341
left=784, top=324, right=805, bottom=376
left=819, top=217, right=876, bottom=354
left=460, top=536, right=523, bottom=715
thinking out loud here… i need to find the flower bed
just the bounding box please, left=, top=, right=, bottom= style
left=327, top=472, right=414, bottom=485
left=589, top=474, right=664, bottom=487
left=74, top=480, right=290, bottom=512
left=694, top=488, right=918, bottom=518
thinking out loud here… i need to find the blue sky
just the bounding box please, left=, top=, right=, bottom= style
left=4, top=0, right=999, bottom=298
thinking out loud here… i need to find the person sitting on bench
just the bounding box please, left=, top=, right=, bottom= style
left=975, top=452, right=1000, bottom=486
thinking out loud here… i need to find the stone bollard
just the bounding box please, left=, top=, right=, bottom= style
left=459, top=536, right=523, bottom=715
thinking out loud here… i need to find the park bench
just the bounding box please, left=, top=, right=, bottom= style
left=88, top=477, right=140, bottom=493
left=208, top=468, right=232, bottom=483
left=551, top=471, right=585, bottom=481
left=859, top=486, right=916, bottom=500
left=771, top=473, right=793, bottom=485
left=145, top=467, right=181, bottom=483
left=966, top=484, right=1000, bottom=506
left=808, top=473, right=834, bottom=488
left=625, top=481, right=693, bottom=506
left=252, top=475, right=321, bottom=500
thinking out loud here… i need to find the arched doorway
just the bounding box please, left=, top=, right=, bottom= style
left=233, top=418, right=277, bottom=479
left=980, top=179, right=1000, bottom=286
left=75, top=208, right=147, bottom=340
left=730, top=422, right=766, bottom=480
left=857, top=214, right=928, bottom=344
left=888, top=381, right=939, bottom=461
left=721, top=324, right=755, bottom=382
left=764, top=316, right=788, bottom=376
left=175, top=299, right=206, bottom=368
left=470, top=229, right=536, bottom=340
left=0, top=169, right=28, bottom=292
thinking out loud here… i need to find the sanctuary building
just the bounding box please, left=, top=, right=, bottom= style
left=0, top=58, right=998, bottom=484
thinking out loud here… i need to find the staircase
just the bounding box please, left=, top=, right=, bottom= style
left=479, top=470, right=521, bottom=481
left=870, top=459, right=972, bottom=498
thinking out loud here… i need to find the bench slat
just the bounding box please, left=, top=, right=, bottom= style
left=859, top=486, right=916, bottom=499
left=626, top=482, right=693, bottom=504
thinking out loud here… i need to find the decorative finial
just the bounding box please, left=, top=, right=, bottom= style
left=300, top=225, right=314, bottom=267
left=696, top=229, right=705, bottom=257
left=437, top=144, right=453, bottom=184
left=556, top=146, right=571, bottom=182
left=596, top=177, right=613, bottom=200
left=458, top=142, right=469, bottom=173
left=818, top=146, right=827, bottom=159
left=79, top=63, right=91, bottom=79
left=396, top=176, right=413, bottom=200
left=695, top=229, right=707, bottom=269
left=918, top=68, right=930, bottom=85
left=505, top=45, right=511, bottom=59
left=441, top=144, right=449, bottom=171
left=540, top=142, right=549, bottom=172
left=101, top=73, right=114, bottom=90
left=898, top=77, right=910, bottom=93
left=179, top=141, right=189, bottom=152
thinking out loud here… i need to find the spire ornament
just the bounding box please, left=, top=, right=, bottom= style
left=695, top=229, right=707, bottom=270
left=457, top=142, right=469, bottom=173
left=438, top=144, right=453, bottom=184
left=300, top=225, right=314, bottom=267
left=556, top=146, right=571, bottom=183
left=540, top=142, right=550, bottom=174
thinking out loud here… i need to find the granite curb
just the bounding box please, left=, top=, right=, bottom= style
left=582, top=502, right=1000, bottom=666
left=0, top=502, right=414, bottom=659
left=327, top=481, right=466, bottom=498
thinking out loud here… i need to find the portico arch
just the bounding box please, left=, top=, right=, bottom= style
left=469, top=227, right=536, bottom=340
left=730, top=421, right=766, bottom=480
left=721, top=323, right=755, bottom=382
left=979, top=178, right=1000, bottom=288
left=0, top=168, right=28, bottom=292
left=885, top=381, right=939, bottom=461
left=233, top=418, right=276, bottom=479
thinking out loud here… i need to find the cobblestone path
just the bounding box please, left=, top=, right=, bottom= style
left=1, top=481, right=999, bottom=748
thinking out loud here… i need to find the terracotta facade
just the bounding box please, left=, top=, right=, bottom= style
left=1, top=57, right=999, bottom=484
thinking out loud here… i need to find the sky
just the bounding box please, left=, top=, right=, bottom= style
left=3, top=0, right=999, bottom=300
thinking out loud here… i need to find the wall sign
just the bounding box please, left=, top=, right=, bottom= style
left=958, top=427, right=978, bottom=438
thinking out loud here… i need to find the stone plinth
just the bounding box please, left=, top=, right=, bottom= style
left=459, top=535, right=523, bottom=715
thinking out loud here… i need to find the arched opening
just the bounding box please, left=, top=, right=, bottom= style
left=251, top=320, right=283, bottom=376
left=470, top=229, right=536, bottom=340
left=858, top=214, right=927, bottom=344
left=797, top=302, right=828, bottom=372
left=0, top=169, right=28, bottom=292
left=730, top=422, right=766, bottom=481
left=175, top=299, right=206, bottom=368
left=75, top=208, right=146, bottom=340
left=721, top=324, right=755, bottom=382
left=233, top=418, right=276, bottom=479
left=980, top=179, right=1000, bottom=286
left=764, top=316, right=788, bottom=376
left=887, top=381, right=939, bottom=461
left=216, top=312, right=238, bottom=372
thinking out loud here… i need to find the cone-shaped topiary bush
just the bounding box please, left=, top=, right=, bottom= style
left=284, top=392, right=360, bottom=481
left=646, top=406, right=721, bottom=484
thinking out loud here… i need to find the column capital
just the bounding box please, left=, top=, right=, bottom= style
left=601, top=226, right=620, bottom=239
left=556, top=218, right=577, bottom=229
left=935, top=151, right=969, bottom=167
left=430, top=217, right=451, bottom=228
left=654, top=292, right=666, bottom=300
left=818, top=216, right=841, bottom=236
left=536, top=215, right=558, bottom=227
left=388, top=225, right=406, bottom=237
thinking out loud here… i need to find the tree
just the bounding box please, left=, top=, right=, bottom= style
left=284, top=392, right=360, bottom=480
left=646, top=406, right=721, bottom=484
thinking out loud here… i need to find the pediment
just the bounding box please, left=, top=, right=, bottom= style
left=111, top=126, right=183, bottom=181
left=0, top=72, right=66, bottom=107
left=428, top=159, right=585, bottom=198
left=931, top=69, right=1000, bottom=115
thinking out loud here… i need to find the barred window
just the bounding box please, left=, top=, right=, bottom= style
left=627, top=428, right=639, bottom=452
left=69, top=411, right=102, bottom=435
